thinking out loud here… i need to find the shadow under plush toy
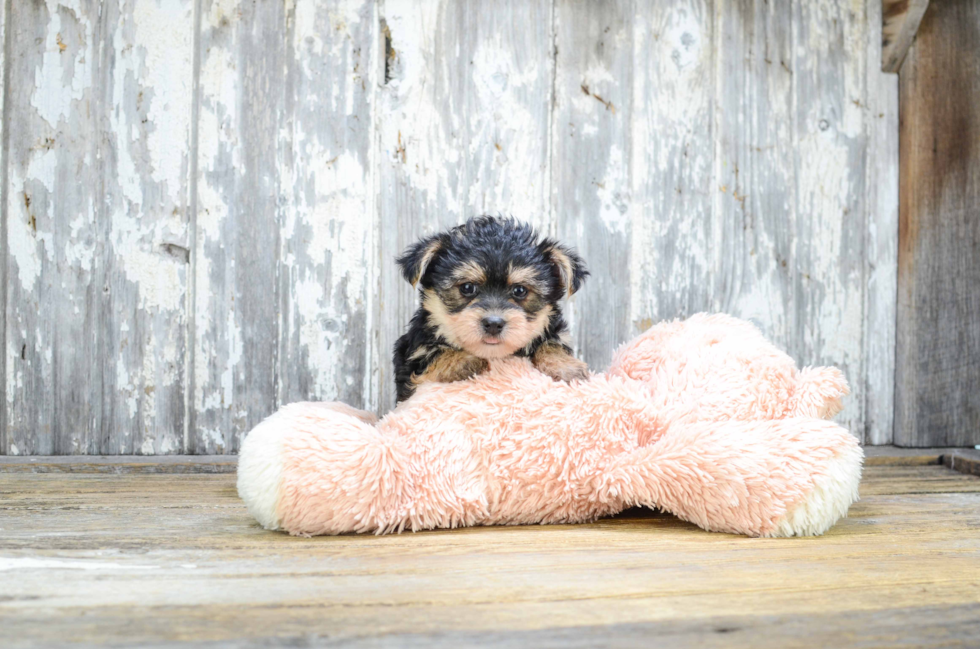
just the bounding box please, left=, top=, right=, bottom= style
left=237, top=314, right=863, bottom=538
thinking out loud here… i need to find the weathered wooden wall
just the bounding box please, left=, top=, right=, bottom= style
left=1, top=0, right=898, bottom=454
left=895, top=0, right=980, bottom=447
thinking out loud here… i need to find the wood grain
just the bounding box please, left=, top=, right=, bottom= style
left=864, top=0, right=900, bottom=446
left=944, top=449, right=980, bottom=478
left=552, top=0, right=633, bottom=369
left=630, top=0, right=715, bottom=330
left=0, top=454, right=237, bottom=474
left=712, top=0, right=798, bottom=403
left=4, top=0, right=194, bottom=455
left=0, top=0, right=8, bottom=456
left=192, top=0, right=287, bottom=453
left=1, top=466, right=979, bottom=647
left=860, top=464, right=980, bottom=495
left=863, top=445, right=943, bottom=466
left=896, top=0, right=980, bottom=447
left=275, top=0, right=379, bottom=414
left=792, top=0, right=871, bottom=440
left=192, top=0, right=378, bottom=451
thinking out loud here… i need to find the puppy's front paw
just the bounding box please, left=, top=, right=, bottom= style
left=541, top=358, right=590, bottom=383
left=449, top=353, right=490, bottom=382
left=417, top=349, right=489, bottom=386
left=532, top=343, right=590, bottom=383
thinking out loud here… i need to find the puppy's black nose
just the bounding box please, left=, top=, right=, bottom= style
left=481, top=316, right=506, bottom=336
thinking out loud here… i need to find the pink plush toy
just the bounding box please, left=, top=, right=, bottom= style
left=237, top=314, right=863, bottom=538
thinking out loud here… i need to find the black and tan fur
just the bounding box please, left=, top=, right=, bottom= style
left=393, top=216, right=589, bottom=402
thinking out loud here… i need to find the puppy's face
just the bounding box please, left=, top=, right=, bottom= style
left=398, top=217, right=588, bottom=359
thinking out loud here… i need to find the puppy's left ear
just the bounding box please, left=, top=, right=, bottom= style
left=397, top=234, right=444, bottom=288
left=541, top=239, right=589, bottom=297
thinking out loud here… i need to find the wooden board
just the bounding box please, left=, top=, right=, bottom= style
left=3, top=0, right=194, bottom=455
left=6, top=447, right=977, bottom=473
left=864, top=0, right=900, bottom=446
left=191, top=0, right=288, bottom=453
left=629, top=0, right=715, bottom=330
left=793, top=0, right=871, bottom=439
left=2, top=0, right=901, bottom=452
left=944, top=450, right=980, bottom=478
left=863, top=445, right=943, bottom=466
left=0, top=454, right=237, bottom=474
left=0, top=0, right=7, bottom=458
left=376, top=0, right=554, bottom=413
left=860, top=464, right=980, bottom=495
left=712, top=0, right=798, bottom=380
left=551, top=0, right=633, bottom=369
left=191, top=0, right=379, bottom=452
left=275, top=0, right=379, bottom=416
left=1, top=465, right=979, bottom=647
left=895, top=0, right=980, bottom=447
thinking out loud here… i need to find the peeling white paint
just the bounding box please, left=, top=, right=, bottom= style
left=200, top=426, right=225, bottom=450
left=125, top=249, right=184, bottom=312
left=116, top=356, right=137, bottom=419
left=221, top=308, right=242, bottom=410
left=63, top=214, right=94, bottom=273
left=594, top=143, right=629, bottom=235
left=31, top=6, right=92, bottom=129
left=132, top=0, right=194, bottom=189
left=7, top=179, right=42, bottom=291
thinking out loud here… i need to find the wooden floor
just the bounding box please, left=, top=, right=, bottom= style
left=2, top=460, right=980, bottom=648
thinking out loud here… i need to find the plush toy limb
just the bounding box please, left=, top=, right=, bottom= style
left=790, top=367, right=850, bottom=419
left=609, top=314, right=851, bottom=424
left=237, top=406, right=292, bottom=531
left=603, top=418, right=863, bottom=537
left=238, top=402, right=413, bottom=535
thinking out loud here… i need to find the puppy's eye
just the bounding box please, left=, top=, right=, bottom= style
left=459, top=282, right=478, bottom=297
left=511, top=285, right=528, bottom=300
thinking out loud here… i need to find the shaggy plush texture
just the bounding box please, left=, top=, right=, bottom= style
left=237, top=314, right=863, bottom=538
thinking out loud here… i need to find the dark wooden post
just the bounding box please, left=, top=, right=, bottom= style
left=896, top=0, right=980, bottom=446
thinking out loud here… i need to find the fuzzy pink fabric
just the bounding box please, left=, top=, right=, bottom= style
left=238, top=314, right=863, bottom=538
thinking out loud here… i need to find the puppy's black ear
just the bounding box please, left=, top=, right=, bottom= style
left=541, top=239, right=589, bottom=297
left=397, top=234, right=443, bottom=288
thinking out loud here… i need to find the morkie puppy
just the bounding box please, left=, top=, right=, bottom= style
left=393, top=216, right=590, bottom=402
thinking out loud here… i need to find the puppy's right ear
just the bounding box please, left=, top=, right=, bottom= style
left=397, top=235, right=443, bottom=288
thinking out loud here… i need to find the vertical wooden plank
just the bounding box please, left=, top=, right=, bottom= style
left=276, top=0, right=379, bottom=411
left=193, top=0, right=380, bottom=450
left=864, top=0, right=899, bottom=445
left=0, top=0, right=8, bottom=454
left=5, top=0, right=193, bottom=455
left=192, top=0, right=285, bottom=453
left=712, top=0, right=797, bottom=367
left=551, top=0, right=633, bottom=370
left=629, top=0, right=714, bottom=333
left=711, top=0, right=870, bottom=438
left=792, top=0, right=869, bottom=438
left=376, top=0, right=554, bottom=414
left=104, top=0, right=194, bottom=454
left=896, top=0, right=980, bottom=447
